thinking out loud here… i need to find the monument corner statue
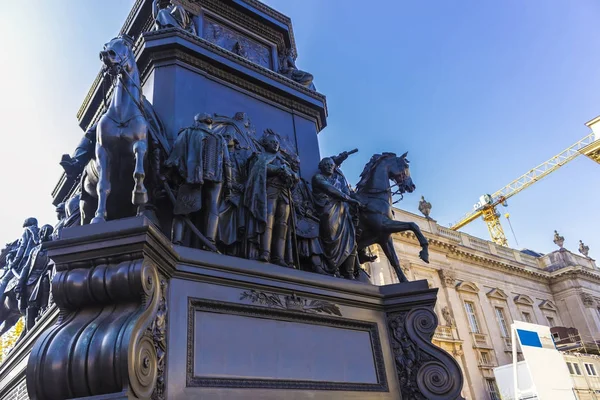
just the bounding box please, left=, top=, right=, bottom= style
left=279, top=48, right=316, bottom=90
left=153, top=0, right=197, bottom=35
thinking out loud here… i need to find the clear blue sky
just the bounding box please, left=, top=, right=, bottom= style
left=0, top=0, right=598, bottom=259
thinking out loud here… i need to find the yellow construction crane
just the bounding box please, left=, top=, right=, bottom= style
left=450, top=120, right=600, bottom=246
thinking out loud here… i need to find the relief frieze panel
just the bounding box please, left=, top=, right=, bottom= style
left=202, top=16, right=273, bottom=69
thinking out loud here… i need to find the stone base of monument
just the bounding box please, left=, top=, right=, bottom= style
left=24, top=218, right=463, bottom=400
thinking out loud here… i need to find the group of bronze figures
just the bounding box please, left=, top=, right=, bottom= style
left=0, top=218, right=55, bottom=339
left=0, top=29, right=429, bottom=338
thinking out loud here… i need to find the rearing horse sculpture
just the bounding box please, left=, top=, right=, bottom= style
left=355, top=152, right=429, bottom=282
left=81, top=35, right=149, bottom=224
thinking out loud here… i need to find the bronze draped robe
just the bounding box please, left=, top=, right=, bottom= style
left=243, top=152, right=278, bottom=236
left=312, top=170, right=356, bottom=269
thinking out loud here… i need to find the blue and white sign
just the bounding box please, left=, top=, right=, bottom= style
left=513, top=321, right=575, bottom=400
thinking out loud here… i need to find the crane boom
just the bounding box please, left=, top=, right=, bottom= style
left=451, top=132, right=597, bottom=232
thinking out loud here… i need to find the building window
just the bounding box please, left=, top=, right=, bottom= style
left=495, top=307, right=509, bottom=337
left=486, top=378, right=500, bottom=400
left=547, top=316, right=556, bottom=327
left=464, top=301, right=481, bottom=333
left=552, top=332, right=560, bottom=341
left=585, top=363, right=597, bottom=376
left=522, top=311, right=532, bottom=323
left=567, top=362, right=583, bottom=375
left=480, top=351, right=490, bottom=365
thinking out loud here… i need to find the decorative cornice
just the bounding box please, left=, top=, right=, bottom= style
left=394, top=231, right=600, bottom=289
left=393, top=231, right=548, bottom=282
left=548, top=266, right=600, bottom=285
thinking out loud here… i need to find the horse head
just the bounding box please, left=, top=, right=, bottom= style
left=389, top=152, right=415, bottom=194
left=100, top=35, right=136, bottom=76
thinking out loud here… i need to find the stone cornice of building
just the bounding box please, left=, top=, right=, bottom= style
left=394, top=227, right=600, bottom=286
left=392, top=231, right=550, bottom=283
left=548, top=265, right=600, bottom=285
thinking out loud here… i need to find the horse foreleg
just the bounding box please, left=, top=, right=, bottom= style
left=132, top=140, right=148, bottom=211
left=379, top=236, right=408, bottom=283
left=80, top=194, right=96, bottom=225
left=91, top=144, right=111, bottom=224
left=382, top=220, right=430, bottom=264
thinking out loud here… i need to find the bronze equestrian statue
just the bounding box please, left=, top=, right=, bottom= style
left=80, top=35, right=151, bottom=224
left=354, top=152, right=429, bottom=282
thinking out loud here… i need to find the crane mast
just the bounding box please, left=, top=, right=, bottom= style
left=450, top=131, right=599, bottom=246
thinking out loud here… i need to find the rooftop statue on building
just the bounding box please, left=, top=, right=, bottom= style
left=553, top=230, right=565, bottom=249
left=579, top=240, right=590, bottom=258
left=418, top=195, right=432, bottom=219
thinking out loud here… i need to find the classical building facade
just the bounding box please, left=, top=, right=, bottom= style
left=368, top=208, right=600, bottom=400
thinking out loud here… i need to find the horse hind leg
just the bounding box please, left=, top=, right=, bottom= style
left=380, top=236, right=408, bottom=283
left=91, top=144, right=111, bottom=224
left=132, top=140, right=148, bottom=212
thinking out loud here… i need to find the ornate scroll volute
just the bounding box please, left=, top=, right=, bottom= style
left=384, top=283, right=464, bottom=400
left=26, top=217, right=176, bottom=400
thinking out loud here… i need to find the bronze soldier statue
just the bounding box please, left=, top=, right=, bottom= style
left=244, top=130, right=299, bottom=266
left=52, top=203, right=67, bottom=240
left=15, top=224, right=54, bottom=332
left=0, top=218, right=40, bottom=306
left=217, top=131, right=250, bottom=257
left=165, top=113, right=232, bottom=246
left=292, top=179, right=331, bottom=275
left=312, top=152, right=364, bottom=279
